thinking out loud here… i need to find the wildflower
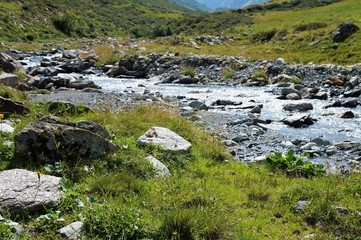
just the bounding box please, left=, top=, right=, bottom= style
left=0, top=113, right=4, bottom=120
left=36, top=171, right=41, bottom=181
left=355, top=193, right=360, bottom=198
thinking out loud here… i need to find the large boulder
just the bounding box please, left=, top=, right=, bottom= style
left=0, top=72, right=19, bottom=88
left=281, top=114, right=316, bottom=128
left=14, top=117, right=119, bottom=164
left=0, top=169, right=61, bottom=214
left=0, top=52, right=26, bottom=74
left=332, top=22, right=359, bottom=42
left=0, top=96, right=30, bottom=117
left=137, top=126, right=191, bottom=152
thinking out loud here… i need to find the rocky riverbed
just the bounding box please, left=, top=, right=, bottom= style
left=2, top=48, right=361, bottom=173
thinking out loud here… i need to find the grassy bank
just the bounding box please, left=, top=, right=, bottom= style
left=0, top=84, right=360, bottom=239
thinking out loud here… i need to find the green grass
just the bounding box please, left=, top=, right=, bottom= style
left=1, top=86, right=361, bottom=239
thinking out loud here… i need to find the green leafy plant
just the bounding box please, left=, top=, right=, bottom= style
left=59, top=178, right=84, bottom=212
left=0, top=216, right=13, bottom=239
left=36, top=210, right=65, bottom=233
left=266, top=149, right=325, bottom=178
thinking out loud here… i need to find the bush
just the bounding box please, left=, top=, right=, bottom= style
left=223, top=69, right=236, bottom=80
left=53, top=14, right=75, bottom=36
left=266, top=149, right=325, bottom=178
left=182, top=66, right=196, bottom=78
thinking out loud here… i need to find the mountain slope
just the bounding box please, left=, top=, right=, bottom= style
left=172, top=0, right=210, bottom=12
left=197, top=0, right=271, bottom=11
left=0, top=0, right=192, bottom=40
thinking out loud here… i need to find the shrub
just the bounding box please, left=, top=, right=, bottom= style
left=223, top=69, right=236, bottom=80
left=182, top=66, right=196, bottom=78
left=266, top=149, right=325, bottom=178
left=53, top=14, right=75, bottom=36
left=251, top=71, right=268, bottom=82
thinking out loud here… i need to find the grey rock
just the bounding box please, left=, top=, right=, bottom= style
left=332, top=22, right=359, bottom=42
left=282, top=114, right=316, bottom=128
left=311, top=137, right=331, bottom=146
left=286, top=93, right=301, bottom=100
left=250, top=105, right=262, bottom=114
left=68, top=80, right=100, bottom=90
left=146, top=156, right=170, bottom=177
left=295, top=200, right=310, bottom=211
left=300, top=142, right=317, bottom=151
left=313, top=92, right=328, bottom=100
left=281, top=88, right=301, bottom=97
left=232, top=133, right=249, bottom=143
left=62, top=51, right=77, bottom=59
left=137, top=126, right=191, bottom=152
left=0, top=73, right=19, bottom=88
left=0, top=96, right=29, bottom=118
left=189, top=100, right=208, bottom=110
left=0, top=52, right=26, bottom=74
left=14, top=117, right=119, bottom=164
left=283, top=103, right=313, bottom=112
left=0, top=169, right=61, bottom=214
left=349, top=76, right=359, bottom=87
left=58, top=221, right=83, bottom=239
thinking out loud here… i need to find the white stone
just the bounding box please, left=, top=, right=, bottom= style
left=146, top=156, right=170, bottom=177
left=137, top=126, right=191, bottom=152
left=0, top=123, right=14, bottom=134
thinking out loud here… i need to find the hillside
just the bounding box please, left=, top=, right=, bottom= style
left=0, top=0, right=251, bottom=40
left=0, top=0, right=192, bottom=40
left=172, top=0, right=210, bottom=12
left=197, top=0, right=271, bottom=11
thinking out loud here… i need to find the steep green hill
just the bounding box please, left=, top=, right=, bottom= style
left=0, top=0, right=191, bottom=40
left=0, top=0, right=251, bottom=40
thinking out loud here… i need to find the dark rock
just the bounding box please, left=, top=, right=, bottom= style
left=341, top=98, right=359, bottom=108
left=344, top=89, right=361, bottom=98
left=125, top=70, right=146, bottom=78
left=0, top=96, right=29, bottom=117
left=173, top=76, right=198, bottom=84
left=211, top=99, right=242, bottom=106
left=68, top=80, right=100, bottom=90
left=312, top=92, right=328, bottom=100
left=0, top=169, right=61, bottom=214
left=281, top=88, right=301, bottom=97
left=283, top=103, right=313, bottom=112
left=282, top=114, right=316, bottom=128
left=341, top=111, right=355, bottom=118
left=14, top=117, right=119, bottom=164
left=332, top=22, right=359, bottom=42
